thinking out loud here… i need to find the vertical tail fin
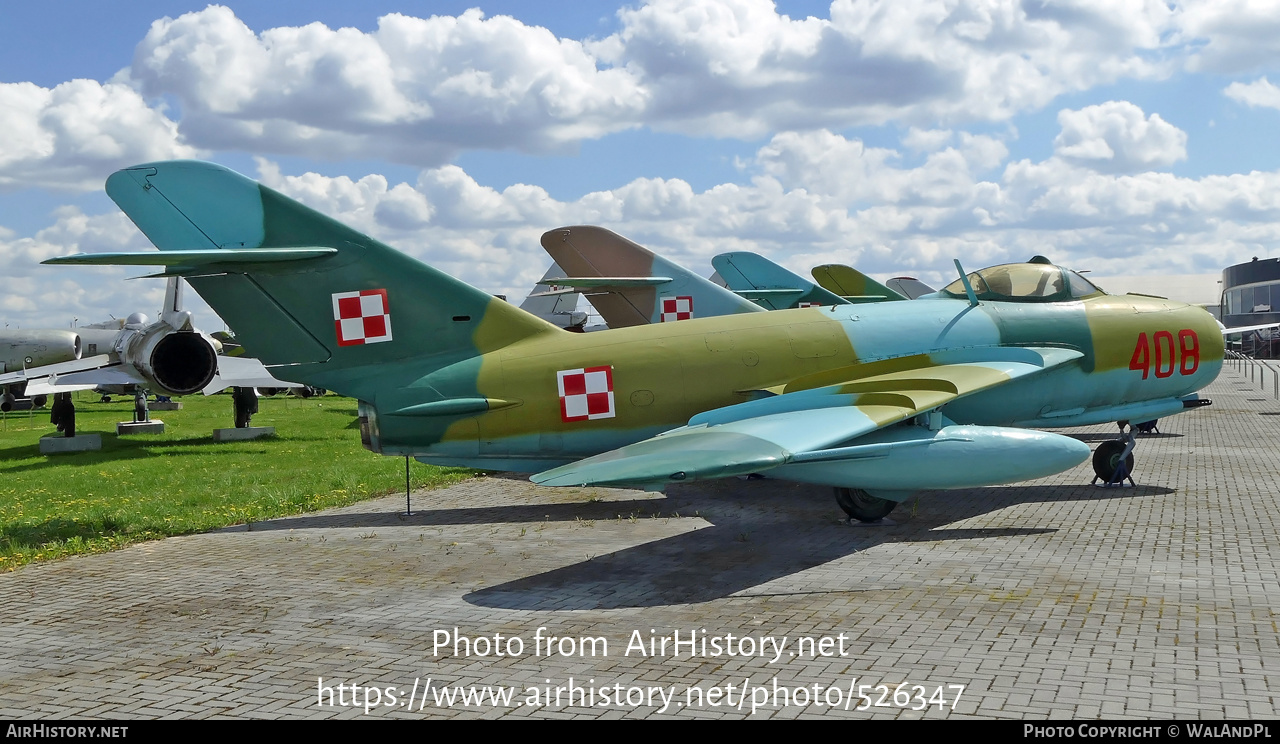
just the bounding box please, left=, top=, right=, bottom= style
left=711, top=252, right=848, bottom=310
left=539, top=226, right=762, bottom=327
left=102, top=161, right=561, bottom=395
left=810, top=264, right=907, bottom=303
left=158, top=277, right=195, bottom=331
left=518, top=262, right=588, bottom=329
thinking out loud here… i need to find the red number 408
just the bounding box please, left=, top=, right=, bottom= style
left=1129, top=329, right=1200, bottom=379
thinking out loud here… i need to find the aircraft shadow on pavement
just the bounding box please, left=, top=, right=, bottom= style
left=463, top=479, right=1170, bottom=610
left=225, top=497, right=688, bottom=532
left=1071, top=432, right=1184, bottom=442
left=227, top=476, right=1171, bottom=610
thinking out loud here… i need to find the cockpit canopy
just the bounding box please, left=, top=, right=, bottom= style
left=940, top=262, right=1105, bottom=303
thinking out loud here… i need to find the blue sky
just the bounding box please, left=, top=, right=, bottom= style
left=5, top=1, right=1280, bottom=328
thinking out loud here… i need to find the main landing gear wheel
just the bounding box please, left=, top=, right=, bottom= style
left=1092, top=439, right=1135, bottom=483
left=834, top=487, right=897, bottom=522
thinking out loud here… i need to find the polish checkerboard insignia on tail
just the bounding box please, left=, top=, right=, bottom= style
left=660, top=296, right=693, bottom=322
left=332, top=289, right=393, bottom=346
left=557, top=366, right=615, bottom=422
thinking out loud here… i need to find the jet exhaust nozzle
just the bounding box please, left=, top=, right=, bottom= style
left=129, top=328, right=219, bottom=396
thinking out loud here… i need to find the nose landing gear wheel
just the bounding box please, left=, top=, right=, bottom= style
left=834, top=487, right=897, bottom=522
left=1092, top=438, right=1135, bottom=485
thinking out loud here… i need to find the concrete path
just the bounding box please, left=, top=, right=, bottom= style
left=2, top=363, right=1277, bottom=719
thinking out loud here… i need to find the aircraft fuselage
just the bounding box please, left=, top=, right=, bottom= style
left=359, top=293, right=1223, bottom=470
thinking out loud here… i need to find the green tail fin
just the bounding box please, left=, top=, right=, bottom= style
left=104, top=160, right=561, bottom=395
left=810, top=264, right=906, bottom=303
left=711, top=251, right=848, bottom=309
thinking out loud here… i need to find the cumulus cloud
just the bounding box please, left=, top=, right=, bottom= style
left=99, top=2, right=1194, bottom=163
left=755, top=128, right=1007, bottom=206
left=124, top=5, right=648, bottom=165
left=14, top=108, right=1280, bottom=327
left=9, top=1, right=1277, bottom=183
left=0, top=80, right=198, bottom=191
left=1052, top=101, right=1187, bottom=173
left=592, top=0, right=1173, bottom=136
left=241, top=114, right=1280, bottom=300
left=1224, top=77, right=1280, bottom=111
left=0, top=209, right=181, bottom=329
left=1176, top=0, right=1280, bottom=74
left=902, top=128, right=954, bottom=153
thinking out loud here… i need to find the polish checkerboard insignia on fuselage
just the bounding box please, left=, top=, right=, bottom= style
left=557, top=366, right=616, bottom=422
left=332, top=289, right=393, bottom=346
left=661, top=296, right=693, bottom=322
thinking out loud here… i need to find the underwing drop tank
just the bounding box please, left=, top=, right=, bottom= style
left=772, top=424, right=1090, bottom=495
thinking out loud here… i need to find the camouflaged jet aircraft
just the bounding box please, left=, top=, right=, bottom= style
left=46, top=160, right=1224, bottom=522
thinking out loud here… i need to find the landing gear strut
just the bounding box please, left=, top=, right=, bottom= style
left=834, top=487, right=897, bottom=522
left=1092, top=423, right=1136, bottom=486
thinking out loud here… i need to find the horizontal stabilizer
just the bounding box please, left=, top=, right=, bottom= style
left=0, top=354, right=116, bottom=386
left=526, top=275, right=674, bottom=298
left=23, top=379, right=100, bottom=395
left=45, top=248, right=337, bottom=268
left=732, top=288, right=804, bottom=298
left=23, top=361, right=146, bottom=393
left=537, top=276, right=672, bottom=289
left=203, top=355, right=304, bottom=395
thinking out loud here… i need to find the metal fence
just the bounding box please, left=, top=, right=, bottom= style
left=1227, top=349, right=1280, bottom=399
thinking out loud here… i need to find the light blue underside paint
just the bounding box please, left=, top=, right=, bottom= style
left=772, top=425, right=1091, bottom=491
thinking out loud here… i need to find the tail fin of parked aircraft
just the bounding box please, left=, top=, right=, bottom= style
left=540, top=226, right=763, bottom=328
left=49, top=160, right=563, bottom=398
left=518, top=262, right=589, bottom=330
left=810, top=264, right=907, bottom=303
left=711, top=252, right=848, bottom=310
left=886, top=276, right=936, bottom=300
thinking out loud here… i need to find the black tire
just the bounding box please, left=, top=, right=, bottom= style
left=1092, top=440, right=1135, bottom=482
left=834, top=487, right=897, bottom=522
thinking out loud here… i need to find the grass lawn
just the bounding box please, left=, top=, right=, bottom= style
left=0, top=390, right=474, bottom=571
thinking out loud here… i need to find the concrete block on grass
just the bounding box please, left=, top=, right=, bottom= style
left=39, top=434, right=102, bottom=454
left=117, top=420, right=165, bottom=435
left=213, top=426, right=275, bottom=442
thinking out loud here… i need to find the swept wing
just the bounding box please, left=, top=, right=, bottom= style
left=532, top=346, right=1083, bottom=488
